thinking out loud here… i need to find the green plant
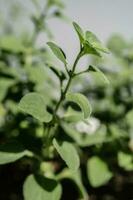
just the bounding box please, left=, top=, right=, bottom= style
left=18, top=22, right=109, bottom=200
left=0, top=5, right=109, bottom=197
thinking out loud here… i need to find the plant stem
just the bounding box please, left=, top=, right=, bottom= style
left=74, top=69, right=88, bottom=77
left=43, top=50, right=82, bottom=155
left=53, top=50, right=82, bottom=117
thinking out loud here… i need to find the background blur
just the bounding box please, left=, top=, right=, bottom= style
left=0, top=1, right=133, bottom=200
left=1, top=0, right=133, bottom=59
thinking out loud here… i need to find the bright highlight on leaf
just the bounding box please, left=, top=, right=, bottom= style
left=18, top=92, right=52, bottom=123
left=87, top=156, right=113, bottom=187
left=23, top=174, right=62, bottom=200
left=53, top=138, right=80, bottom=171
left=66, top=93, right=92, bottom=119
left=85, top=31, right=109, bottom=54
left=47, top=42, right=67, bottom=65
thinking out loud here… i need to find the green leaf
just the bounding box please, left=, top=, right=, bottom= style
left=63, top=107, right=84, bottom=122
left=118, top=151, right=133, bottom=171
left=85, top=31, right=109, bottom=53
left=0, top=141, right=32, bottom=165
left=89, top=65, right=110, bottom=84
left=66, top=93, right=92, bottom=119
left=47, top=42, right=67, bottom=65
left=18, top=92, right=52, bottom=123
left=23, top=174, right=62, bottom=200
left=53, top=138, right=80, bottom=171
left=83, top=41, right=102, bottom=57
left=73, top=22, right=84, bottom=43
left=87, top=156, right=113, bottom=187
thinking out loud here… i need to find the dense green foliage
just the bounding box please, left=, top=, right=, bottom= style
left=0, top=1, right=133, bottom=200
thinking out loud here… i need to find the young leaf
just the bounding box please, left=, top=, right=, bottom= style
left=23, top=174, right=62, bottom=200
left=18, top=92, right=52, bottom=123
left=87, top=156, right=113, bottom=187
left=89, top=65, right=110, bottom=84
left=66, top=93, right=92, bottom=119
left=73, top=22, right=84, bottom=44
left=53, top=138, right=80, bottom=171
left=47, top=42, right=67, bottom=65
left=0, top=141, right=32, bottom=165
left=83, top=40, right=102, bottom=57
left=85, top=31, right=109, bottom=53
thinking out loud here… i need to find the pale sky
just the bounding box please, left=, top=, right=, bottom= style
left=48, top=0, right=133, bottom=60
left=1, top=0, right=133, bottom=60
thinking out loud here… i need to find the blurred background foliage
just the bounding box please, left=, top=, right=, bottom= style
left=0, top=0, right=133, bottom=200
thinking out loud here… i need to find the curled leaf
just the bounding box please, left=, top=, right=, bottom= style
left=66, top=93, right=92, bottom=119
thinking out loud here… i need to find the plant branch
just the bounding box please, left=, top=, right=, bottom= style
left=74, top=69, right=88, bottom=77
left=53, top=50, right=82, bottom=117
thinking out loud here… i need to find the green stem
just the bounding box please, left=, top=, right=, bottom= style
left=74, top=69, right=88, bottom=77
left=53, top=50, right=82, bottom=116
left=42, top=50, right=82, bottom=157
